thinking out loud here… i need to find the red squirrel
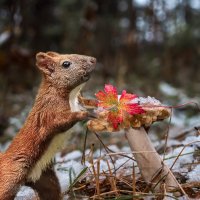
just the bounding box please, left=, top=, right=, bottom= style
left=0, top=51, right=96, bottom=200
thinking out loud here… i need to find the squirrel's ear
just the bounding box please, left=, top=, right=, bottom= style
left=36, top=52, right=56, bottom=75
left=46, top=51, right=59, bottom=57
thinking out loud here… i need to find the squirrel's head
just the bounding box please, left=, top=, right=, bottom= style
left=36, top=51, right=96, bottom=90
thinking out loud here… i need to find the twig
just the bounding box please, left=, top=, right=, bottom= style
left=174, top=125, right=200, bottom=140
left=106, top=160, right=118, bottom=196
left=162, top=108, right=172, bottom=161
left=116, top=177, right=133, bottom=189
left=96, top=160, right=100, bottom=198
left=132, top=162, right=136, bottom=196
left=94, top=132, right=116, bottom=173
left=89, top=145, right=98, bottom=200
left=81, top=127, right=89, bottom=165
left=194, top=126, right=200, bottom=136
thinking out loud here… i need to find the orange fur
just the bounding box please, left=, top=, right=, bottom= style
left=0, top=52, right=96, bottom=200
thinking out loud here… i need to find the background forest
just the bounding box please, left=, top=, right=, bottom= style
left=1, top=0, right=200, bottom=128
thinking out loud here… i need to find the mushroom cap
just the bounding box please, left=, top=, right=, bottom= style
left=83, top=96, right=171, bottom=133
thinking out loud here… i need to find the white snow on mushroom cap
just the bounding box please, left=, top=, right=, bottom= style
left=118, top=95, right=162, bottom=105
left=130, top=96, right=162, bottom=105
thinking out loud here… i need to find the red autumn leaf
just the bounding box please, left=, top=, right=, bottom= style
left=95, top=84, right=145, bottom=129
left=118, top=90, right=144, bottom=115
left=95, top=84, right=118, bottom=108
left=108, top=110, right=123, bottom=130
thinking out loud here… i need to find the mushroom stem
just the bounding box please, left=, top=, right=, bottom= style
left=125, top=127, right=179, bottom=191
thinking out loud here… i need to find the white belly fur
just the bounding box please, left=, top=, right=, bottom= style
left=27, top=84, right=85, bottom=182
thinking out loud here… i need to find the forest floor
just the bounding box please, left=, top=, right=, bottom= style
left=1, top=81, right=200, bottom=200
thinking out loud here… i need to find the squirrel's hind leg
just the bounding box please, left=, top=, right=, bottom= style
left=26, top=166, right=61, bottom=200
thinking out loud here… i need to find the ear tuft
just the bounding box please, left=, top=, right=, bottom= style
left=36, top=52, right=55, bottom=75
left=36, top=52, right=47, bottom=62
left=46, top=51, right=60, bottom=57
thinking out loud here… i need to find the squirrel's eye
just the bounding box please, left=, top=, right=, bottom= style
left=62, top=61, right=71, bottom=68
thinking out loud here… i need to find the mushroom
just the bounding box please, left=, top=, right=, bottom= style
left=84, top=96, right=179, bottom=192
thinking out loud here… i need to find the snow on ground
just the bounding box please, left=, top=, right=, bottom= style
left=56, top=150, right=82, bottom=163
left=159, top=82, right=179, bottom=97
left=164, top=135, right=200, bottom=178
left=15, top=186, right=36, bottom=200
left=55, top=160, right=85, bottom=192
left=55, top=135, right=199, bottom=198
left=52, top=135, right=199, bottom=198
left=164, top=146, right=194, bottom=173
left=0, top=141, right=11, bottom=152
left=2, top=116, right=199, bottom=199
left=182, top=135, right=200, bottom=147
left=187, top=164, right=200, bottom=182
left=10, top=134, right=200, bottom=198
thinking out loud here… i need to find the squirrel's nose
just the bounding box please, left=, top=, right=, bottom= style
left=88, top=57, right=96, bottom=65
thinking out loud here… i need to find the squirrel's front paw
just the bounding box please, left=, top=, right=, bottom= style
left=77, top=111, right=97, bottom=120
left=78, top=111, right=88, bottom=119
left=87, top=110, right=98, bottom=119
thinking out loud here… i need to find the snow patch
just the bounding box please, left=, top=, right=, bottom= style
left=55, top=160, right=85, bottom=192
left=187, top=165, right=200, bottom=182
left=15, top=186, right=35, bottom=199
left=182, top=135, right=200, bottom=147
left=131, top=96, right=161, bottom=105
left=56, top=150, right=82, bottom=162
left=159, top=82, right=178, bottom=96
left=164, top=146, right=194, bottom=173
